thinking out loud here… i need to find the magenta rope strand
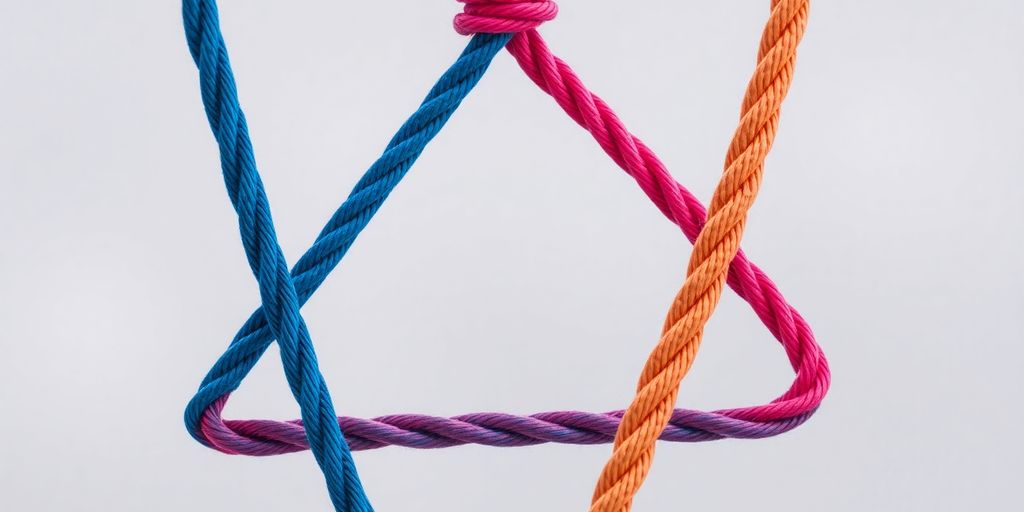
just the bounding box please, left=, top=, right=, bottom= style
left=214, top=411, right=815, bottom=455
left=197, top=0, right=830, bottom=457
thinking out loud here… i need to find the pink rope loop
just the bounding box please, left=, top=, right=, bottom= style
left=454, top=0, right=559, bottom=35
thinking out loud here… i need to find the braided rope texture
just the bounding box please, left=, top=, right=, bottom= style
left=187, top=0, right=828, bottom=456
left=182, top=0, right=516, bottom=509
left=499, top=3, right=829, bottom=429
left=181, top=0, right=829, bottom=509
left=585, top=1, right=815, bottom=510
left=181, top=1, right=375, bottom=509
left=183, top=26, right=516, bottom=457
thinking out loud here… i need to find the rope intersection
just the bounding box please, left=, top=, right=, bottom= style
left=587, top=2, right=815, bottom=509
left=181, top=1, right=829, bottom=510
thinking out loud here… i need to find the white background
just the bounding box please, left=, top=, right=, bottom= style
left=1, top=1, right=1021, bottom=510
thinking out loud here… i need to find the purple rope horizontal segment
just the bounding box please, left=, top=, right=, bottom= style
left=200, top=406, right=815, bottom=455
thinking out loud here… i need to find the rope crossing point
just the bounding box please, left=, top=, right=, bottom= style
left=588, top=1, right=814, bottom=510
left=181, top=0, right=829, bottom=510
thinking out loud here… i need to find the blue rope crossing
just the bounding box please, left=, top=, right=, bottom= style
left=181, top=1, right=511, bottom=509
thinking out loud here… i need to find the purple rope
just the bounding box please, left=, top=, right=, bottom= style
left=201, top=407, right=816, bottom=455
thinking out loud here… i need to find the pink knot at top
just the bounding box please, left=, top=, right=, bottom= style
left=454, top=0, right=559, bottom=35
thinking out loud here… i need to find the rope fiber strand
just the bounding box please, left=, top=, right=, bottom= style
left=181, top=1, right=376, bottom=509
left=189, top=0, right=828, bottom=460
left=180, top=0, right=828, bottom=509
left=587, top=1, right=813, bottom=510
left=183, top=0, right=512, bottom=509
left=182, top=29, right=516, bottom=458
left=497, top=2, right=829, bottom=427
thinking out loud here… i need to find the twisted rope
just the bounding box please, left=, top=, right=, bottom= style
left=188, top=0, right=827, bottom=463
left=584, top=2, right=814, bottom=510
left=454, top=0, right=558, bottom=35
left=182, top=0, right=512, bottom=509
left=183, top=0, right=828, bottom=508
left=498, top=9, right=830, bottom=427
left=183, top=29, right=515, bottom=455
left=181, top=2, right=374, bottom=509
left=219, top=410, right=814, bottom=453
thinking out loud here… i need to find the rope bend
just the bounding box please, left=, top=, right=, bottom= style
left=181, top=0, right=828, bottom=510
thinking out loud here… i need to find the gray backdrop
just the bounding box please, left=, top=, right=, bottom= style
left=1, top=1, right=1021, bottom=510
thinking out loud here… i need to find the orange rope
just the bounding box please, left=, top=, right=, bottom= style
left=589, top=1, right=811, bottom=510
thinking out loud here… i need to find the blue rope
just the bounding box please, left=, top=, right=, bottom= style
left=181, top=1, right=511, bottom=509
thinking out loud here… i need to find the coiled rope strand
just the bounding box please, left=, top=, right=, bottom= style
left=188, top=0, right=828, bottom=461
left=184, top=33, right=515, bottom=457
left=183, top=0, right=513, bottom=508
left=589, top=2, right=812, bottom=510
left=182, top=0, right=827, bottom=509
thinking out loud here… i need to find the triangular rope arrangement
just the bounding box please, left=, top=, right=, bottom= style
left=181, top=1, right=830, bottom=510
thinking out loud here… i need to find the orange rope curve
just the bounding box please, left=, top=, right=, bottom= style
left=589, top=1, right=811, bottom=510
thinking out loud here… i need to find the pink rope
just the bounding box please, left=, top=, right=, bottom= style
left=467, top=2, right=830, bottom=422
left=190, top=1, right=830, bottom=459
left=455, top=0, right=559, bottom=35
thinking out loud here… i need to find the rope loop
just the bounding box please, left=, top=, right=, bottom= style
left=181, top=1, right=829, bottom=509
left=454, top=0, right=558, bottom=35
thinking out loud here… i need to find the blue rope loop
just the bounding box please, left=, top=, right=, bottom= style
left=181, top=0, right=511, bottom=509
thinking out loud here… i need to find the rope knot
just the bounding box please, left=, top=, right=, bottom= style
left=454, top=0, right=558, bottom=35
